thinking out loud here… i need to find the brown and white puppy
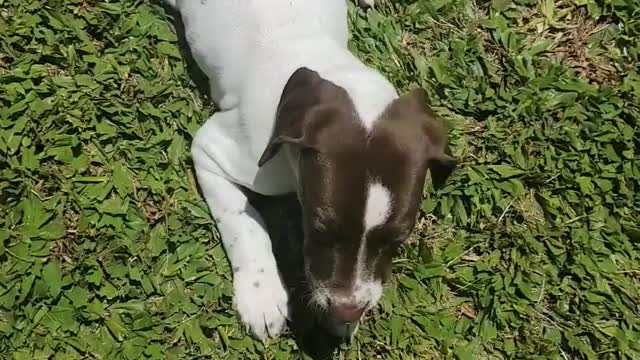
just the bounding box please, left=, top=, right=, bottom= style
left=260, top=68, right=456, bottom=336
left=167, top=0, right=456, bottom=341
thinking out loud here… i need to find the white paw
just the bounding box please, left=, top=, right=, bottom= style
left=233, top=267, right=289, bottom=341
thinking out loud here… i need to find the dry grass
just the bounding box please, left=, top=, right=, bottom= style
left=522, top=1, right=619, bottom=83
left=548, top=10, right=617, bottom=83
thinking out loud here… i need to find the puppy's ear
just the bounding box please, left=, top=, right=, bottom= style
left=429, top=153, right=457, bottom=190
left=389, top=88, right=458, bottom=189
left=357, top=0, right=375, bottom=9
left=258, top=67, right=347, bottom=166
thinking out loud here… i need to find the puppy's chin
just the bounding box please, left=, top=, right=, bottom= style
left=321, top=314, right=360, bottom=339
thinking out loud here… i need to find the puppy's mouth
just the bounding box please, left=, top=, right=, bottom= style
left=303, top=269, right=375, bottom=338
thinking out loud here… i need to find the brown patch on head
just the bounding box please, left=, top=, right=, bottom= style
left=258, top=67, right=365, bottom=167
left=258, top=68, right=457, bottom=295
left=373, top=88, right=457, bottom=191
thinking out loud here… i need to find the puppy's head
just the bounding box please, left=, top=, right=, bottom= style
left=259, top=68, right=456, bottom=337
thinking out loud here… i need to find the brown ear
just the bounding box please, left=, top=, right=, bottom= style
left=429, top=153, right=457, bottom=189
left=393, top=88, right=457, bottom=189
left=258, top=67, right=346, bottom=167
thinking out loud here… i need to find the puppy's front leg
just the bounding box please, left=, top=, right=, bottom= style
left=191, top=115, right=289, bottom=341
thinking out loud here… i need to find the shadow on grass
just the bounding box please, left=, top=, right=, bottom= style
left=250, top=193, right=344, bottom=360
left=158, top=4, right=344, bottom=358
left=159, top=3, right=211, bottom=101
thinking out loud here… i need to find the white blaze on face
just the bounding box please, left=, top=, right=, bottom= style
left=348, top=182, right=392, bottom=308
left=363, top=183, right=392, bottom=231
left=321, top=182, right=393, bottom=315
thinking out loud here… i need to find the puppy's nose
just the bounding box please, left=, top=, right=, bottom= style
left=329, top=303, right=365, bottom=323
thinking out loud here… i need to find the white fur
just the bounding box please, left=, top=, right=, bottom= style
left=363, top=183, right=392, bottom=231
left=173, top=0, right=397, bottom=340
left=354, top=183, right=391, bottom=307
left=189, top=161, right=289, bottom=340
left=329, top=182, right=389, bottom=308
left=320, top=183, right=390, bottom=338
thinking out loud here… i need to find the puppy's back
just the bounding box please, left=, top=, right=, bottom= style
left=169, top=0, right=348, bottom=104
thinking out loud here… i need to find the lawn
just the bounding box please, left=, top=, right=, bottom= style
left=0, top=0, right=639, bottom=359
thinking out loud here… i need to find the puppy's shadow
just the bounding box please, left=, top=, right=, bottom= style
left=250, top=193, right=343, bottom=360
left=159, top=3, right=211, bottom=100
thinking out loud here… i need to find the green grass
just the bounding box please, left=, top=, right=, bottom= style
left=1, top=0, right=639, bottom=358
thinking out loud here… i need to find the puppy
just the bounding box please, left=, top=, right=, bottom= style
left=165, top=0, right=456, bottom=341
